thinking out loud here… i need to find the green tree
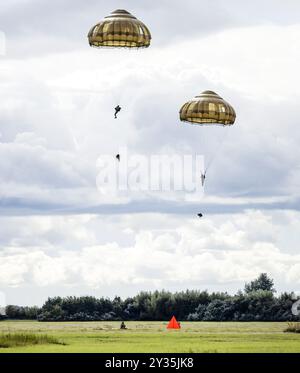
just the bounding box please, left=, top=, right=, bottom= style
left=244, top=273, right=275, bottom=294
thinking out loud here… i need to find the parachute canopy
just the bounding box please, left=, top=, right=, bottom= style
left=179, top=91, right=236, bottom=125
left=88, top=9, right=151, bottom=49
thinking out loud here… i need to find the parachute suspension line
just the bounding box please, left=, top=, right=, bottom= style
left=204, top=126, right=230, bottom=175
left=67, top=123, right=79, bottom=152
left=111, top=83, right=122, bottom=108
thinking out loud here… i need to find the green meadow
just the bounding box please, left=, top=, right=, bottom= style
left=0, top=321, right=299, bottom=353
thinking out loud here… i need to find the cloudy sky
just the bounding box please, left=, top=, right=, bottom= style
left=0, top=0, right=300, bottom=306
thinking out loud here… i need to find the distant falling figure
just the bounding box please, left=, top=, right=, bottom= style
left=114, top=105, right=121, bottom=119
left=197, top=213, right=203, bottom=218
left=116, top=154, right=120, bottom=162
left=201, top=173, right=206, bottom=186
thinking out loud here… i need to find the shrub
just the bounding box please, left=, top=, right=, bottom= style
left=0, top=333, right=66, bottom=348
left=284, top=322, right=300, bottom=333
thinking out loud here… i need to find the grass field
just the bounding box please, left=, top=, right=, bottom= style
left=0, top=321, right=299, bottom=353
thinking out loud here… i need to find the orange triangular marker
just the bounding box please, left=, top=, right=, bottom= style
left=167, top=316, right=181, bottom=329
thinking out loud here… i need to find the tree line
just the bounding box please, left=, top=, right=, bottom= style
left=2, top=274, right=299, bottom=322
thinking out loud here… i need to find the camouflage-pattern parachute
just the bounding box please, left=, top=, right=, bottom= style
left=179, top=91, right=236, bottom=180
left=88, top=9, right=151, bottom=49
left=180, top=91, right=236, bottom=125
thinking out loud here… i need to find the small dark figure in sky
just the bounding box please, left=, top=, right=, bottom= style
left=116, top=154, right=120, bottom=162
left=197, top=213, right=203, bottom=218
left=114, top=105, right=121, bottom=119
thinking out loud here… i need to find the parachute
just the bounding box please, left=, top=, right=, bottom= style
left=180, top=90, right=236, bottom=125
left=88, top=10, right=152, bottom=157
left=179, top=91, right=236, bottom=182
left=88, top=9, right=151, bottom=49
